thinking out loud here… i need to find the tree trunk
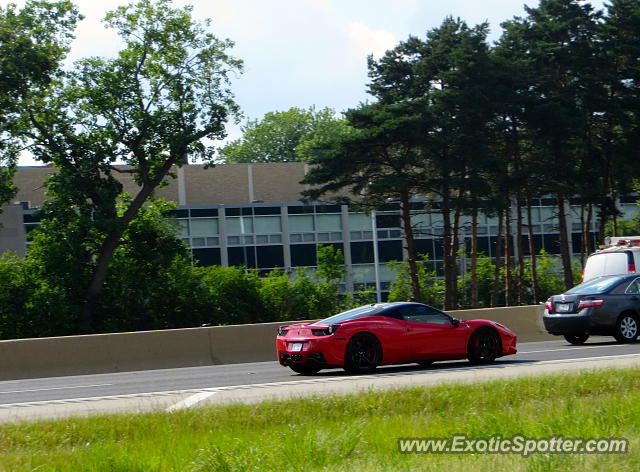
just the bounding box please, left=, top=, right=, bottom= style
left=504, top=202, right=512, bottom=306
left=515, top=198, right=525, bottom=306
left=491, top=210, right=503, bottom=307
left=399, top=189, right=421, bottom=302
left=442, top=194, right=457, bottom=311
left=80, top=160, right=176, bottom=332
left=598, top=209, right=607, bottom=247
left=527, top=201, right=539, bottom=303
left=470, top=206, right=479, bottom=308
left=580, top=203, right=593, bottom=265
left=556, top=195, right=574, bottom=290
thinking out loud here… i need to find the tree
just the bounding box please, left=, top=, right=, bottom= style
left=367, top=17, right=495, bottom=310
left=219, top=106, right=338, bottom=163
left=506, top=0, right=603, bottom=290
left=20, top=0, right=242, bottom=329
left=301, top=100, right=428, bottom=303
left=0, top=0, right=80, bottom=210
left=388, top=255, right=444, bottom=308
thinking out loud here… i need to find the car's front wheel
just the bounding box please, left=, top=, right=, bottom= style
left=467, top=327, right=501, bottom=365
left=288, top=363, right=322, bottom=375
left=344, top=333, right=381, bottom=374
left=564, top=334, right=589, bottom=345
left=614, top=313, right=639, bottom=343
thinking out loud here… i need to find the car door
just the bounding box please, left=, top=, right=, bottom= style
left=592, top=277, right=640, bottom=329
left=389, top=305, right=462, bottom=361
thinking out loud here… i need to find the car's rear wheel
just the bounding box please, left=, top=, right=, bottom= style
left=564, top=334, right=589, bottom=345
left=344, top=333, right=381, bottom=374
left=614, top=313, right=639, bottom=343
left=467, top=327, right=501, bottom=365
left=288, top=363, right=322, bottom=375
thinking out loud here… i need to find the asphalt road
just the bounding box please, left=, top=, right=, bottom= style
left=1, top=337, right=639, bottom=407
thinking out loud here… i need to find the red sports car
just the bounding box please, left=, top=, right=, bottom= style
left=276, top=302, right=517, bottom=374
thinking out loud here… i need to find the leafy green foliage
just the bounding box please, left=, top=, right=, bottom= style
left=387, top=255, right=444, bottom=308
left=0, top=220, right=364, bottom=338
left=0, top=0, right=81, bottom=209
left=457, top=254, right=498, bottom=309
left=219, top=107, right=338, bottom=163
left=15, top=0, right=243, bottom=325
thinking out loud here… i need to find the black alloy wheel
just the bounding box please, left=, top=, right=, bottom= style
left=563, top=334, right=589, bottom=345
left=344, top=333, right=381, bottom=374
left=467, top=327, right=501, bottom=365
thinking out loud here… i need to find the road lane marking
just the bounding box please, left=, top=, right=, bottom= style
left=166, top=391, right=219, bottom=412
left=3, top=353, right=640, bottom=410
left=0, top=383, right=113, bottom=395
left=519, top=345, right=634, bottom=354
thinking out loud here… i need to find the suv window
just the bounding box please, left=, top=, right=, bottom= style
left=390, top=305, right=452, bottom=325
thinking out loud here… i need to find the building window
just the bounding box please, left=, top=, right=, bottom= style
left=176, top=219, right=189, bottom=237
left=256, top=245, right=284, bottom=268
left=348, top=213, right=370, bottom=231
left=192, top=248, right=221, bottom=266
left=351, top=241, right=374, bottom=264
left=190, top=218, right=219, bottom=236
left=289, top=215, right=315, bottom=232
left=291, top=244, right=317, bottom=267
left=228, top=246, right=256, bottom=268
left=254, top=216, right=282, bottom=233
left=226, top=216, right=254, bottom=234
left=316, top=214, right=341, bottom=231
left=378, top=240, right=403, bottom=262
left=376, top=214, right=400, bottom=228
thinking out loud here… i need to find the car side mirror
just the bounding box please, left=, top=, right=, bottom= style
left=452, top=318, right=460, bottom=328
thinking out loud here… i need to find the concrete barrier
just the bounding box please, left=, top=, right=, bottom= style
left=0, top=305, right=553, bottom=381
left=452, top=304, right=552, bottom=342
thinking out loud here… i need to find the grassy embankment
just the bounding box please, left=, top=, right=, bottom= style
left=2, top=367, right=640, bottom=471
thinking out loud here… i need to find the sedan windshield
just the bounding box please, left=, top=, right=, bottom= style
left=565, top=276, right=624, bottom=295
left=313, top=305, right=380, bottom=325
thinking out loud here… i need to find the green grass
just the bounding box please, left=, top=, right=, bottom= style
left=2, top=368, right=640, bottom=471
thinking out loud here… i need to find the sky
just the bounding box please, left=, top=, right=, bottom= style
left=6, top=0, right=607, bottom=166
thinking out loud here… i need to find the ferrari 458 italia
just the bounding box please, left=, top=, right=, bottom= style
left=276, top=302, right=517, bottom=374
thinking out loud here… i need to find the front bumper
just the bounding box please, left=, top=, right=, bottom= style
left=502, top=334, right=518, bottom=355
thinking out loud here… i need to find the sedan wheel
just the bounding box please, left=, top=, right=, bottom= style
left=344, top=333, right=381, bottom=374
left=614, top=314, right=639, bottom=343
left=467, top=328, right=501, bottom=365
left=564, top=334, right=589, bottom=345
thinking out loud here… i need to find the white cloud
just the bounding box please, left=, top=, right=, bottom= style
left=347, top=21, right=396, bottom=58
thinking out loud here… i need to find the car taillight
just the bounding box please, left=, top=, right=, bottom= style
left=545, top=300, right=553, bottom=310
left=577, top=299, right=604, bottom=310
left=311, top=324, right=341, bottom=336
left=630, top=263, right=636, bottom=273
left=277, top=326, right=289, bottom=336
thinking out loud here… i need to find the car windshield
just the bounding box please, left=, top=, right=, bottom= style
left=313, top=305, right=381, bottom=325
left=565, top=276, right=625, bottom=295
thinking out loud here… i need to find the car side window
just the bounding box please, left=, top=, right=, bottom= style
left=625, top=278, right=640, bottom=294
left=392, top=305, right=452, bottom=325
